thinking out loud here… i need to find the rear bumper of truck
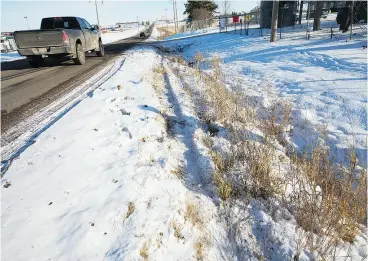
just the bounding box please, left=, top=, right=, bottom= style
left=17, top=46, right=73, bottom=56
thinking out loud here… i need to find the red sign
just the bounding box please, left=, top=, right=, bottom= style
left=233, top=16, right=239, bottom=23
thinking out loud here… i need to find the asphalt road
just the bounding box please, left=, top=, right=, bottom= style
left=1, top=34, right=149, bottom=133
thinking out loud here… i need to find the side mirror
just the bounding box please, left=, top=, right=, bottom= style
left=94, top=25, right=99, bottom=30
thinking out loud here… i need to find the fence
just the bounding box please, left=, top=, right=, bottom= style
left=179, top=2, right=367, bottom=42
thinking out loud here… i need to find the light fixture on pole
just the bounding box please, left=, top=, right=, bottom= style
left=24, top=16, right=30, bottom=29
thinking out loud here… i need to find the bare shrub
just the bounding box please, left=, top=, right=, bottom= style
left=289, top=145, right=367, bottom=258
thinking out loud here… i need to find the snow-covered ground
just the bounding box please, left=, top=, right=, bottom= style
left=2, top=48, right=228, bottom=261
left=101, top=26, right=146, bottom=44
left=2, top=17, right=367, bottom=261
left=146, top=25, right=161, bottom=41
left=0, top=51, right=23, bottom=62
left=160, top=17, right=368, bottom=167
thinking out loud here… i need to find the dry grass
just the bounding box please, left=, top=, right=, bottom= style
left=153, top=66, right=166, bottom=75
left=194, top=236, right=211, bottom=261
left=167, top=52, right=367, bottom=259
left=213, top=171, right=232, bottom=202
left=260, top=100, right=292, bottom=146
left=139, top=240, right=150, bottom=261
left=184, top=200, right=203, bottom=228
left=202, top=134, right=213, bottom=148
left=171, top=164, right=186, bottom=180
left=289, top=146, right=367, bottom=258
left=125, top=201, right=135, bottom=219
left=156, top=26, right=176, bottom=40
left=171, top=220, right=185, bottom=241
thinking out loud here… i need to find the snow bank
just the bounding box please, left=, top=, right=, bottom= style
left=1, top=48, right=226, bottom=260
left=98, top=26, right=146, bottom=44
left=0, top=51, right=24, bottom=62
left=146, top=25, right=161, bottom=41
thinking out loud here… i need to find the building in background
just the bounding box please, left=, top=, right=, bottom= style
left=260, top=1, right=297, bottom=29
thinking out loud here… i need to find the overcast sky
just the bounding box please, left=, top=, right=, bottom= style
left=1, top=0, right=259, bottom=32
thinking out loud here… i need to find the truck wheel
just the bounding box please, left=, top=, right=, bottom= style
left=27, top=56, right=44, bottom=68
left=96, top=39, right=104, bottom=57
left=73, top=43, right=85, bottom=65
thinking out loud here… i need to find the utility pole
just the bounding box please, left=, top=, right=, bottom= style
left=350, top=0, right=354, bottom=40
left=90, top=0, right=102, bottom=29
left=172, top=0, right=179, bottom=33
left=24, top=16, right=30, bottom=29
left=174, top=0, right=179, bottom=33
left=306, top=1, right=310, bottom=39
left=165, top=8, right=168, bottom=29
left=270, top=0, right=279, bottom=42
left=298, top=0, right=303, bottom=25
left=137, top=16, right=139, bottom=33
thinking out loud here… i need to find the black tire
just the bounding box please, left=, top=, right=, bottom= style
left=73, top=43, right=85, bottom=65
left=96, top=39, right=104, bottom=57
left=27, top=56, right=44, bottom=68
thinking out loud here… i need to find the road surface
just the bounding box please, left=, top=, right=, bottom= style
left=1, top=34, right=149, bottom=134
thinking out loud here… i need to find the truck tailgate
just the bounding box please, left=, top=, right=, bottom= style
left=15, top=30, right=63, bottom=48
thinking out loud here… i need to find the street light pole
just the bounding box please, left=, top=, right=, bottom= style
left=137, top=16, right=139, bottom=33
left=165, top=8, right=168, bottom=29
left=24, top=16, right=30, bottom=29
left=90, top=0, right=102, bottom=29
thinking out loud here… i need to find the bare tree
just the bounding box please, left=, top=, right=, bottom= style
left=298, top=0, right=304, bottom=25
left=192, top=8, right=211, bottom=29
left=270, top=0, right=279, bottom=42
left=313, top=1, right=323, bottom=31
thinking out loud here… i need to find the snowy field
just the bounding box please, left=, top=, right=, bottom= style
left=101, top=26, right=146, bottom=44
left=160, top=18, right=368, bottom=167
left=2, top=18, right=367, bottom=261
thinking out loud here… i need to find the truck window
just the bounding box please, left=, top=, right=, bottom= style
left=76, top=18, right=88, bottom=30
left=83, top=19, right=92, bottom=30
left=41, top=17, right=80, bottom=30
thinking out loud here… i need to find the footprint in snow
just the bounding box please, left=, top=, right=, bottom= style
left=121, top=127, right=132, bottom=139
left=120, top=109, right=131, bottom=116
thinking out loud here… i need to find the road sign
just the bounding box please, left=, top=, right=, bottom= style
left=246, top=15, right=251, bottom=21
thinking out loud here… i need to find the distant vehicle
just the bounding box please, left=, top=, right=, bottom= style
left=1, top=36, right=17, bottom=53
left=14, top=17, right=104, bottom=67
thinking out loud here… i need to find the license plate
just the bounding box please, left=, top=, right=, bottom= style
left=32, top=48, right=47, bottom=53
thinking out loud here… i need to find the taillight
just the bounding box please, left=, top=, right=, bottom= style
left=62, top=31, right=69, bottom=44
